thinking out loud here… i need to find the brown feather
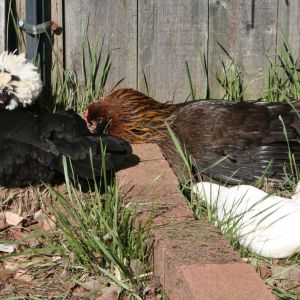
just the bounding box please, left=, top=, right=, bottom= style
left=86, top=88, right=176, bottom=143
left=85, top=88, right=300, bottom=185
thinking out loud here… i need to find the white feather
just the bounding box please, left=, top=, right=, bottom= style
left=193, top=182, right=300, bottom=258
left=0, top=51, right=42, bottom=107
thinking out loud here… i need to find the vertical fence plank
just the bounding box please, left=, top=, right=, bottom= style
left=61, top=0, right=298, bottom=103
left=208, top=0, right=278, bottom=100
left=0, top=0, right=6, bottom=52
left=138, top=0, right=208, bottom=103
left=15, top=0, right=26, bottom=53
left=51, top=0, right=64, bottom=84
left=278, top=0, right=300, bottom=58
left=64, top=0, right=137, bottom=92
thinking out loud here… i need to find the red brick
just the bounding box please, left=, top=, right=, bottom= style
left=129, top=143, right=165, bottom=161
left=117, top=144, right=275, bottom=300
left=118, top=160, right=179, bottom=198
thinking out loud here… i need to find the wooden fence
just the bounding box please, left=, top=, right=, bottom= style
left=0, top=0, right=6, bottom=52
left=1, top=0, right=300, bottom=102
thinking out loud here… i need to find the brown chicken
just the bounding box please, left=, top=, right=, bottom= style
left=84, top=88, right=300, bottom=185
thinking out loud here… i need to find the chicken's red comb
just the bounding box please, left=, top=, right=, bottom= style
left=83, top=109, right=88, bottom=120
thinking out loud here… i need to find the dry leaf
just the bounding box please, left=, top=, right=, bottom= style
left=96, top=285, right=119, bottom=300
left=5, top=211, right=23, bottom=226
left=289, top=265, right=300, bottom=281
left=34, top=210, right=44, bottom=221
left=38, top=216, right=56, bottom=231
left=51, top=256, right=62, bottom=262
left=257, top=266, right=271, bottom=279
left=81, top=278, right=108, bottom=292
left=4, top=261, right=19, bottom=272
left=9, top=228, right=40, bottom=247
left=0, top=284, right=16, bottom=296
left=0, top=269, right=15, bottom=281
left=0, top=243, right=15, bottom=253
left=271, top=266, right=289, bottom=280
left=10, top=228, right=28, bottom=240
left=14, top=269, right=33, bottom=283
left=0, top=213, right=9, bottom=230
left=71, top=286, right=88, bottom=298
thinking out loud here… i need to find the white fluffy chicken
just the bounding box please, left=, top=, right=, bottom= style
left=0, top=51, right=42, bottom=109
left=193, top=182, right=300, bottom=258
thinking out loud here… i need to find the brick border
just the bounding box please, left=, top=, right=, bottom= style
left=117, top=144, right=274, bottom=300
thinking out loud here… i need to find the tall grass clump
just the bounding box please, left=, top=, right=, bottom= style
left=5, top=12, right=153, bottom=297
left=43, top=158, right=152, bottom=298
left=166, top=123, right=226, bottom=220
left=279, top=115, right=300, bottom=191
left=6, top=10, right=118, bottom=114
left=167, top=123, right=246, bottom=252
left=52, top=24, right=120, bottom=113
left=264, top=37, right=300, bottom=102
left=216, top=42, right=244, bottom=101
left=185, top=50, right=210, bottom=101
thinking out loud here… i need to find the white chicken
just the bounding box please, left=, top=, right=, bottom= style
left=193, top=182, right=300, bottom=258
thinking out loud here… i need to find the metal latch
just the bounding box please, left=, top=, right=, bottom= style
left=18, top=19, right=60, bottom=35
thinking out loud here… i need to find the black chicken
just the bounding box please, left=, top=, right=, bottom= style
left=0, top=104, right=132, bottom=187
left=85, top=88, right=300, bottom=185
left=0, top=52, right=132, bottom=188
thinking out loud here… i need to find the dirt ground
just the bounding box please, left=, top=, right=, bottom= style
left=0, top=184, right=300, bottom=299
left=0, top=186, right=163, bottom=299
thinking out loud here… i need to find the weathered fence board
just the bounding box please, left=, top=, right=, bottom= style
left=0, top=0, right=6, bottom=52
left=208, top=0, right=278, bottom=100
left=278, top=0, right=300, bottom=59
left=7, top=1, right=300, bottom=103
left=138, top=0, right=208, bottom=103
left=15, top=0, right=26, bottom=53
left=51, top=0, right=64, bottom=83
left=64, top=0, right=137, bottom=93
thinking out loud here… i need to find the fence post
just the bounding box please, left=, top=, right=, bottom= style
left=0, top=0, right=6, bottom=52
left=25, top=0, right=52, bottom=102
left=25, top=0, right=38, bottom=60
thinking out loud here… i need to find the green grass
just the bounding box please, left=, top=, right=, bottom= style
left=3, top=14, right=154, bottom=298
left=185, top=50, right=209, bottom=101
left=6, top=11, right=121, bottom=114
left=187, top=36, right=299, bottom=103
left=51, top=28, right=120, bottom=113
left=279, top=115, right=300, bottom=191
left=215, top=42, right=244, bottom=102
left=46, top=30, right=300, bottom=300
left=5, top=10, right=300, bottom=298
left=264, top=36, right=300, bottom=102
left=48, top=82, right=142, bottom=297
left=42, top=157, right=152, bottom=299
left=183, top=36, right=300, bottom=194
left=167, top=107, right=300, bottom=299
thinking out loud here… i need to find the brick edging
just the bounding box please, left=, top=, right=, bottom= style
left=117, top=144, right=274, bottom=300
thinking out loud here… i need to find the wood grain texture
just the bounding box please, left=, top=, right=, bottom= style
left=278, top=0, right=300, bottom=59
left=208, top=0, right=278, bottom=100
left=138, top=0, right=208, bottom=103
left=51, top=0, right=64, bottom=84
left=15, top=0, right=26, bottom=53
left=0, top=0, right=6, bottom=51
left=32, top=1, right=297, bottom=103
left=64, top=0, right=137, bottom=93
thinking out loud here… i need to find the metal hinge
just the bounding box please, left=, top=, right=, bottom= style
left=18, top=19, right=60, bottom=35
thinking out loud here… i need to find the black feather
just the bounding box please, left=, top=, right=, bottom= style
left=0, top=107, right=132, bottom=187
